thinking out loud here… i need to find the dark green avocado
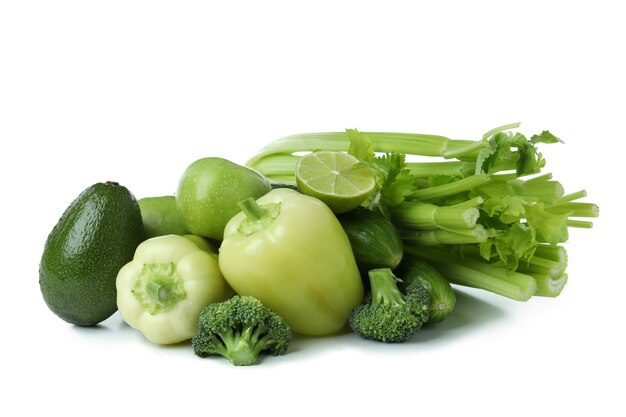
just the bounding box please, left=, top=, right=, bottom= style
left=39, top=181, right=145, bottom=326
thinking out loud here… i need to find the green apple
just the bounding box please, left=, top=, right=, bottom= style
left=138, top=196, right=189, bottom=238
left=176, top=157, right=272, bottom=240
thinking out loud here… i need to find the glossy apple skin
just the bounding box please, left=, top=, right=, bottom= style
left=139, top=196, right=189, bottom=238
left=176, top=157, right=272, bottom=240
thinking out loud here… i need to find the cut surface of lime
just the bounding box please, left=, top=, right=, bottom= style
left=295, top=151, right=376, bottom=213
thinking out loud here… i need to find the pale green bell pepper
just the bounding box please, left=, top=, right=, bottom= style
left=218, top=188, right=364, bottom=336
left=116, top=234, right=232, bottom=344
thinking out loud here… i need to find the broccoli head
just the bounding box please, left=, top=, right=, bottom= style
left=349, top=268, right=430, bottom=342
left=192, top=295, right=292, bottom=366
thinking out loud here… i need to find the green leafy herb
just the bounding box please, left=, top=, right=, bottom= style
left=346, top=129, right=415, bottom=217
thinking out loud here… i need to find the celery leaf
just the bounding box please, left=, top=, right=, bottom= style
left=346, top=129, right=374, bottom=162
left=346, top=129, right=415, bottom=217
left=524, top=202, right=570, bottom=245
left=531, top=130, right=564, bottom=144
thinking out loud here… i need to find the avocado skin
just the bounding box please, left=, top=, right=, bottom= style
left=39, top=182, right=145, bottom=326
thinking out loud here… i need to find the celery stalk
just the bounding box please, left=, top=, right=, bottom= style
left=546, top=202, right=600, bottom=217
left=391, top=199, right=482, bottom=230
left=407, top=161, right=475, bottom=178
left=555, top=190, right=587, bottom=204
left=252, top=154, right=299, bottom=178
left=410, top=173, right=490, bottom=201
left=566, top=220, right=594, bottom=228
left=509, top=175, right=565, bottom=203
left=247, top=131, right=486, bottom=168
left=517, top=244, right=568, bottom=277
left=531, top=273, right=568, bottom=297
left=405, top=246, right=537, bottom=301
left=401, top=226, right=488, bottom=246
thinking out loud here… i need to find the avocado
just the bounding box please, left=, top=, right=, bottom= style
left=39, top=181, right=145, bottom=326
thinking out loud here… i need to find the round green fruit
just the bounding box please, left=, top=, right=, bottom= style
left=138, top=195, right=189, bottom=238
left=176, top=157, right=272, bottom=240
left=39, top=181, right=145, bottom=326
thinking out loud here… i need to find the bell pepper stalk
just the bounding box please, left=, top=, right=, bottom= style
left=116, top=234, right=233, bottom=344
left=219, top=188, right=364, bottom=336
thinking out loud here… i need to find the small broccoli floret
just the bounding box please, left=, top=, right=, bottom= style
left=349, top=268, right=430, bottom=342
left=192, top=295, right=292, bottom=366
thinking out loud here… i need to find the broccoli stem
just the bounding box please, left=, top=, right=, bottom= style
left=213, top=325, right=271, bottom=366
left=225, top=339, right=258, bottom=366
left=368, top=268, right=405, bottom=308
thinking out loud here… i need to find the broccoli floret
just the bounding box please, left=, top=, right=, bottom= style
left=349, top=268, right=430, bottom=342
left=192, top=295, right=292, bottom=366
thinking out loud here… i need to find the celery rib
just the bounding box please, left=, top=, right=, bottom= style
left=401, top=225, right=488, bottom=246
left=391, top=200, right=482, bottom=230
left=405, top=246, right=537, bottom=301
left=546, top=202, right=600, bottom=217
left=251, top=154, right=299, bottom=178
left=410, top=173, right=490, bottom=201
left=566, top=219, right=594, bottom=228
left=555, top=190, right=587, bottom=204
left=247, top=131, right=487, bottom=168
left=407, top=161, right=474, bottom=178
left=528, top=273, right=568, bottom=297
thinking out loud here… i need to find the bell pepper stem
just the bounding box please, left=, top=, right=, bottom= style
left=145, top=280, right=169, bottom=303
left=237, top=198, right=281, bottom=236
left=133, top=262, right=187, bottom=315
left=238, top=198, right=268, bottom=222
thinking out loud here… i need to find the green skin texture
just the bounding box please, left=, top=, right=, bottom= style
left=39, top=182, right=145, bottom=326
left=139, top=196, right=189, bottom=238
left=396, top=255, right=457, bottom=324
left=176, top=157, right=272, bottom=240
left=338, top=208, right=403, bottom=273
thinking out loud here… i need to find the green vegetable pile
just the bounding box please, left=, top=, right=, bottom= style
left=38, top=123, right=598, bottom=366
left=248, top=123, right=598, bottom=301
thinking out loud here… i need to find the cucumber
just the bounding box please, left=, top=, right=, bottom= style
left=338, top=208, right=403, bottom=272
left=396, top=255, right=456, bottom=323
left=269, top=181, right=300, bottom=192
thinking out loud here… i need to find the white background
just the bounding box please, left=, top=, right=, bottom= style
left=1, top=1, right=624, bottom=416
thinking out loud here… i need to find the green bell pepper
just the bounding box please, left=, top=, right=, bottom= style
left=218, top=188, right=364, bottom=336
left=116, top=234, right=232, bottom=344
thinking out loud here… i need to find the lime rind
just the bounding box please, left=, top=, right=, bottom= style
left=295, top=151, right=376, bottom=213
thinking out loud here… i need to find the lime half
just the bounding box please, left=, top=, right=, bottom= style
left=295, top=151, right=376, bottom=213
